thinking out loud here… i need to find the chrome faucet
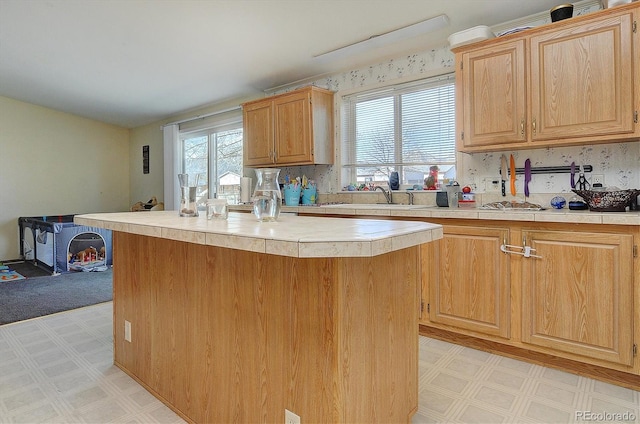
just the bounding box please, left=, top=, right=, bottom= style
left=375, top=186, right=393, bottom=204
left=406, top=191, right=414, bottom=205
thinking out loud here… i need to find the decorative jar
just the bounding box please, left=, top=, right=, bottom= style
left=178, top=173, right=200, bottom=217
left=252, top=168, right=282, bottom=221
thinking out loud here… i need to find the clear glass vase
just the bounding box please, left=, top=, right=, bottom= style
left=178, top=173, right=200, bottom=217
left=252, top=168, right=282, bottom=221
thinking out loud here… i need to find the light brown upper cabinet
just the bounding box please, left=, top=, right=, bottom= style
left=242, top=86, right=334, bottom=167
left=458, top=40, right=527, bottom=148
left=454, top=3, right=639, bottom=152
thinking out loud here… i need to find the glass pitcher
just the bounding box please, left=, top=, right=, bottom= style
left=178, top=173, right=200, bottom=217
left=252, top=168, right=282, bottom=221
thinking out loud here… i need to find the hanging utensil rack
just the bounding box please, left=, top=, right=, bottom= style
left=499, top=165, right=592, bottom=175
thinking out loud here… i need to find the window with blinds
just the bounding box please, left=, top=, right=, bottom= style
left=341, top=74, right=456, bottom=187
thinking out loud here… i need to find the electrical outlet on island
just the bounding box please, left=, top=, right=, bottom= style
left=124, top=320, right=132, bottom=342
left=285, top=409, right=300, bottom=424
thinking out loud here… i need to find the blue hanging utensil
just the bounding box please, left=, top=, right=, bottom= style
left=524, top=159, right=531, bottom=197
left=570, top=162, right=576, bottom=188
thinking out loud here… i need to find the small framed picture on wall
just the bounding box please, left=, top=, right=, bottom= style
left=143, top=145, right=149, bottom=174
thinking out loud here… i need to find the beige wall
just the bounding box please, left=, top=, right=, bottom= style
left=129, top=121, right=164, bottom=206
left=0, top=96, right=130, bottom=261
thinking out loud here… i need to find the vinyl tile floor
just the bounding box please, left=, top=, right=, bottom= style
left=0, top=302, right=638, bottom=424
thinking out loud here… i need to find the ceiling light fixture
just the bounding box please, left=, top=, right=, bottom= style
left=313, top=14, right=449, bottom=61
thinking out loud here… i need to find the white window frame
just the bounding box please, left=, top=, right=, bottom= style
left=179, top=121, right=244, bottom=207
left=163, top=109, right=243, bottom=211
left=340, top=73, right=456, bottom=189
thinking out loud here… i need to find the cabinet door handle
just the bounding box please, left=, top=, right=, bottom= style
left=532, top=118, right=537, bottom=135
left=520, top=119, right=525, bottom=138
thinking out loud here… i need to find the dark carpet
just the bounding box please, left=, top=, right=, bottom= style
left=0, top=263, right=112, bottom=325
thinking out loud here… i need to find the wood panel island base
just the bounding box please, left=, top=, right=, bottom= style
left=75, top=212, right=442, bottom=424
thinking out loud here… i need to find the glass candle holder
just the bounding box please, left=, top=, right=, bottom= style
left=207, top=198, right=228, bottom=220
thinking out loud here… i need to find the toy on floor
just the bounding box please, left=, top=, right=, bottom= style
left=75, top=247, right=97, bottom=262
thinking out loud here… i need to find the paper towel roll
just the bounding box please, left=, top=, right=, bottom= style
left=240, top=177, right=252, bottom=203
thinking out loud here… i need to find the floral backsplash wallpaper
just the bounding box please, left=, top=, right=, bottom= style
left=273, top=0, right=639, bottom=195
left=460, top=142, right=640, bottom=195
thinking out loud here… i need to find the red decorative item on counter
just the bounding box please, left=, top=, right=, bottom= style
left=424, top=165, right=439, bottom=190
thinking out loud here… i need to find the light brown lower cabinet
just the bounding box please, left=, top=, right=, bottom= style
left=521, top=229, right=634, bottom=366
left=420, top=219, right=639, bottom=388
left=422, top=225, right=511, bottom=339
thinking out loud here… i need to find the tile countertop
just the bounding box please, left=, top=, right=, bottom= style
left=229, top=204, right=640, bottom=226
left=74, top=211, right=443, bottom=258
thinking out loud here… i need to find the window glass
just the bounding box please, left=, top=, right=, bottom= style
left=214, top=127, right=243, bottom=202
left=354, top=97, right=395, bottom=181
left=342, top=74, right=456, bottom=188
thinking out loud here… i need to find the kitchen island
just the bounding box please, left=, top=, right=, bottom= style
left=74, top=211, right=442, bottom=424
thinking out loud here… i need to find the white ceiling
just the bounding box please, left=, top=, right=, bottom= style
left=0, top=0, right=566, bottom=128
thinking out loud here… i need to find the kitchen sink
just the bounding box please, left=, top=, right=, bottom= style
left=322, top=203, right=429, bottom=210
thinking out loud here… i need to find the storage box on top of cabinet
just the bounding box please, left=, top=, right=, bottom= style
left=242, top=86, right=334, bottom=167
